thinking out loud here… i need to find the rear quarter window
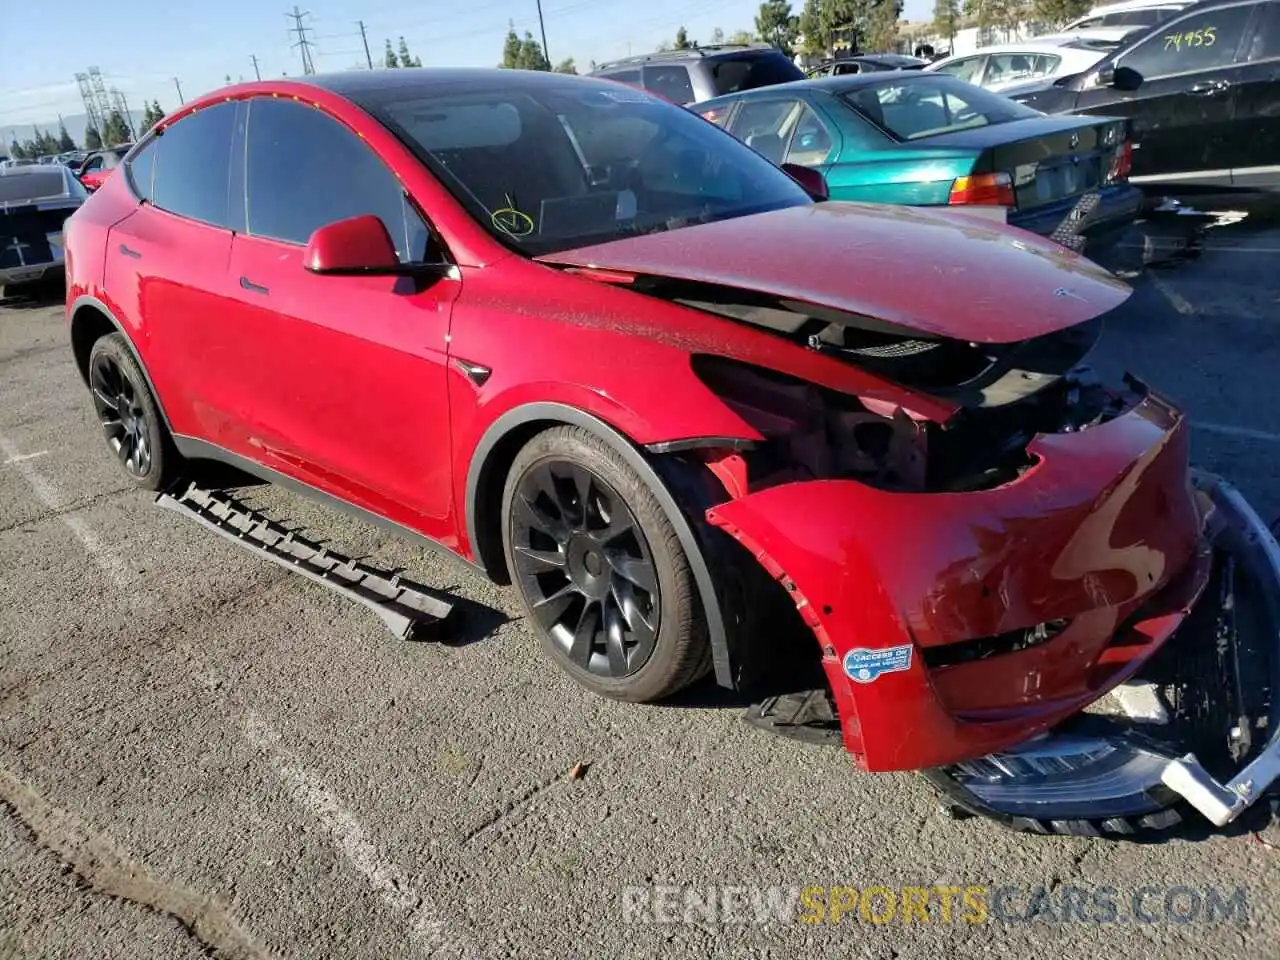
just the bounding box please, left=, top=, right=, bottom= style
left=709, top=52, right=806, bottom=95
left=642, top=65, right=696, bottom=104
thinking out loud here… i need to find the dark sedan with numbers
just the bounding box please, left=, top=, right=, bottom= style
left=1010, top=0, right=1280, bottom=192
left=694, top=73, right=1144, bottom=256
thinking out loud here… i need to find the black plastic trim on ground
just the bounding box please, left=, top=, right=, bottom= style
left=156, top=482, right=456, bottom=641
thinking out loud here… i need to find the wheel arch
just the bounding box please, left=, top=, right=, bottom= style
left=69, top=294, right=174, bottom=433
left=464, top=402, right=734, bottom=688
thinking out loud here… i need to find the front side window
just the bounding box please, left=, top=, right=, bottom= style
left=244, top=98, right=428, bottom=262
left=152, top=101, right=237, bottom=228
left=1117, top=4, right=1255, bottom=78
left=934, top=56, right=986, bottom=83
left=986, top=52, right=1060, bottom=84
left=845, top=77, right=1042, bottom=140
left=367, top=80, right=810, bottom=256
left=643, top=65, right=695, bottom=104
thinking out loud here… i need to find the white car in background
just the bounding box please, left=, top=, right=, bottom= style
left=924, top=40, right=1117, bottom=92
left=1061, top=0, right=1192, bottom=31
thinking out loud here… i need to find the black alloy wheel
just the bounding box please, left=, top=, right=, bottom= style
left=509, top=459, right=661, bottom=680
left=90, top=350, right=152, bottom=477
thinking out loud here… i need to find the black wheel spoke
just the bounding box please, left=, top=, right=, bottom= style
left=116, top=435, right=132, bottom=466
left=569, top=600, right=600, bottom=667
left=91, top=386, right=116, bottom=411
left=571, top=467, right=595, bottom=528
left=530, top=582, right=576, bottom=628
left=603, top=601, right=629, bottom=675
left=514, top=490, right=569, bottom=543
left=609, top=553, right=656, bottom=594
left=612, top=578, right=656, bottom=644
left=513, top=544, right=566, bottom=573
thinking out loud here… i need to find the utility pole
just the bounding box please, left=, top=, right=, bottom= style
left=535, top=0, right=551, bottom=64
left=173, top=77, right=185, bottom=104
left=287, top=6, right=317, bottom=76
left=116, top=90, right=137, bottom=140
left=357, top=20, right=373, bottom=70
left=250, top=54, right=262, bottom=80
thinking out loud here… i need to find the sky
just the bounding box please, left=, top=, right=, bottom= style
left=1, top=0, right=932, bottom=131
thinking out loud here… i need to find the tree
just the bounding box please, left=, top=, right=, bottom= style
left=711, top=27, right=726, bottom=43
left=398, top=36, right=422, bottom=67
left=728, top=29, right=756, bottom=44
left=1030, top=0, right=1089, bottom=27
left=799, top=0, right=825, bottom=54
left=554, top=58, right=578, bottom=74
left=965, top=0, right=1025, bottom=39
left=101, top=110, right=131, bottom=147
left=499, top=24, right=550, bottom=70
left=9, top=140, right=23, bottom=160
left=57, top=122, right=76, bottom=151
left=384, top=38, right=399, bottom=68
left=674, top=26, right=692, bottom=49
left=865, top=0, right=904, bottom=51
left=84, top=126, right=103, bottom=149
left=931, top=0, right=960, bottom=46
left=756, top=0, right=799, bottom=54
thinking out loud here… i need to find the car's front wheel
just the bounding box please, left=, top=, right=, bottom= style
left=87, top=333, right=177, bottom=491
left=501, top=425, right=710, bottom=702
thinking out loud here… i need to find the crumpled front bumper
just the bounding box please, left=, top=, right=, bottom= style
left=707, top=387, right=1208, bottom=774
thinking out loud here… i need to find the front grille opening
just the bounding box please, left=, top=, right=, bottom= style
left=923, top=618, right=1071, bottom=670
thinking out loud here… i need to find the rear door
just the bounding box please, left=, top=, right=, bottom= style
left=1072, top=1, right=1258, bottom=184
left=1230, top=0, right=1280, bottom=186
left=104, top=102, right=241, bottom=441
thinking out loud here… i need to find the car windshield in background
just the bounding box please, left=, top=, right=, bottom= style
left=374, top=80, right=811, bottom=255
left=845, top=76, right=1043, bottom=140
left=0, top=168, right=73, bottom=203
left=708, top=52, right=806, bottom=95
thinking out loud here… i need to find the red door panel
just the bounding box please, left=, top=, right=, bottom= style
left=216, top=233, right=460, bottom=543
left=103, top=205, right=234, bottom=437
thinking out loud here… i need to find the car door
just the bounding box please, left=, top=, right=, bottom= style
left=220, top=95, right=460, bottom=540
left=1229, top=0, right=1280, bottom=186
left=104, top=101, right=241, bottom=442
left=1071, top=1, right=1258, bottom=184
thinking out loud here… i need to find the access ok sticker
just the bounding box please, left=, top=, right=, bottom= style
left=843, top=645, right=913, bottom=684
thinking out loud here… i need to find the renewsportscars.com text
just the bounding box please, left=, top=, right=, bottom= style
left=621, top=884, right=1249, bottom=926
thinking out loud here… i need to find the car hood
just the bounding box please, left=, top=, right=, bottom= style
left=537, top=201, right=1131, bottom=344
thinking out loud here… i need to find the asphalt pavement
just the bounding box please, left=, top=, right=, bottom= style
left=2, top=209, right=1279, bottom=960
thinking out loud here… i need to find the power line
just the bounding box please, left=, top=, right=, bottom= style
left=287, top=6, right=317, bottom=76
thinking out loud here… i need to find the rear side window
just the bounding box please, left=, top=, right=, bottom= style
left=245, top=98, right=426, bottom=262
left=126, top=140, right=155, bottom=201
left=846, top=78, right=1041, bottom=140
left=599, top=68, right=641, bottom=84
left=1118, top=4, right=1256, bottom=78
left=1244, top=1, right=1280, bottom=59
left=152, top=101, right=238, bottom=228
left=708, top=52, right=806, bottom=95
left=643, top=65, right=696, bottom=103
left=934, top=56, right=986, bottom=82
left=729, top=99, right=798, bottom=163
left=986, top=52, right=1060, bottom=84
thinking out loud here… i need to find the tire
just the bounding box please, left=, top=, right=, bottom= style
left=86, top=333, right=178, bottom=492
left=500, top=425, right=710, bottom=702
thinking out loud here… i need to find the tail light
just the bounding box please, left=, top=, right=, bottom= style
left=948, top=172, right=1015, bottom=206
left=1106, top=140, right=1133, bottom=184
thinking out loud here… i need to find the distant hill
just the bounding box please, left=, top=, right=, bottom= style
left=2, top=110, right=148, bottom=155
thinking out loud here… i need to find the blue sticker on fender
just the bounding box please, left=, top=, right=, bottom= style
left=843, top=645, right=913, bottom=684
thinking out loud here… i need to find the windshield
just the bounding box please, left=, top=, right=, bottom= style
left=844, top=76, right=1043, bottom=140
left=373, top=78, right=811, bottom=256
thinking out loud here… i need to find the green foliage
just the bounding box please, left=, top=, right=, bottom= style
left=101, top=110, right=132, bottom=147
left=728, top=29, right=756, bottom=44
left=711, top=27, right=726, bottom=43
left=964, top=0, right=1026, bottom=36
left=798, top=0, right=826, bottom=54
left=932, top=0, right=961, bottom=40
left=57, top=122, right=76, bottom=151
left=384, top=38, right=398, bottom=68
left=756, top=0, right=800, bottom=54
left=140, top=100, right=167, bottom=134
left=8, top=140, right=21, bottom=160
left=674, top=26, right=692, bottom=49
left=84, top=126, right=103, bottom=149
left=499, top=25, right=551, bottom=70
left=398, top=36, right=422, bottom=67
left=554, top=58, right=578, bottom=74
left=1030, top=0, right=1090, bottom=27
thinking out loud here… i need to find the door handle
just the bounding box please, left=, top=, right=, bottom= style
left=239, top=276, right=269, bottom=295
left=1188, top=80, right=1230, bottom=95
left=118, top=243, right=141, bottom=259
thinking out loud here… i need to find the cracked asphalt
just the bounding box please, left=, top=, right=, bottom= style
left=2, top=210, right=1279, bottom=960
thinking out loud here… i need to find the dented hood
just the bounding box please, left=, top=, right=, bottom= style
left=537, top=202, right=1132, bottom=345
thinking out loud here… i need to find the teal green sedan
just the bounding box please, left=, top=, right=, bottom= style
left=691, top=73, right=1142, bottom=255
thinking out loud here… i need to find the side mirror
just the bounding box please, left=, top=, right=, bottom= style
left=781, top=162, right=829, bottom=201
left=1094, top=64, right=1116, bottom=87
left=304, top=215, right=401, bottom=275
left=1112, top=65, right=1143, bottom=91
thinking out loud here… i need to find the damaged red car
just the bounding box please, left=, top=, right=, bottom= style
left=65, top=69, right=1280, bottom=836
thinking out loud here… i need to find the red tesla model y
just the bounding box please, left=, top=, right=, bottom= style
left=64, top=69, right=1280, bottom=836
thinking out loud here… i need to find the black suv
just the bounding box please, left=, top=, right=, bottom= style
left=1011, top=0, right=1280, bottom=192
left=588, top=44, right=806, bottom=105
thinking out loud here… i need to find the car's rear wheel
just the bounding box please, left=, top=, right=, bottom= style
left=87, top=333, right=176, bottom=491
left=501, top=425, right=710, bottom=702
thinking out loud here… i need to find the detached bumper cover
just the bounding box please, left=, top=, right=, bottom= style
left=706, top=388, right=1210, bottom=773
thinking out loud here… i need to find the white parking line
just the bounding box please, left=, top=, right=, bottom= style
left=2, top=449, right=47, bottom=464
left=0, top=435, right=139, bottom=592
left=242, top=714, right=476, bottom=959
left=1149, top=275, right=1195, bottom=316
left=1192, top=421, right=1280, bottom=444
